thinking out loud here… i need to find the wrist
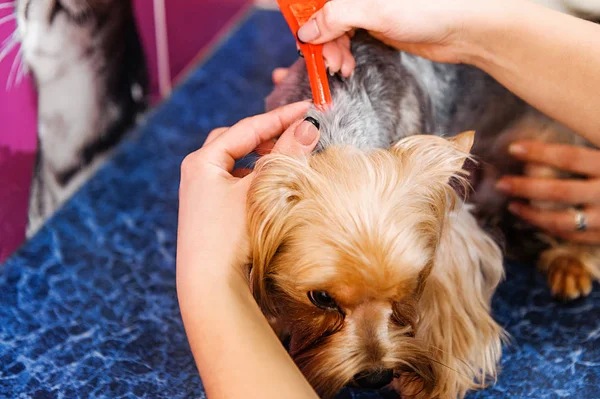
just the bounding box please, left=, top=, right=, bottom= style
left=177, top=254, right=248, bottom=287
left=177, top=259, right=251, bottom=315
left=176, top=230, right=250, bottom=283
left=176, top=244, right=250, bottom=299
left=453, top=0, right=524, bottom=68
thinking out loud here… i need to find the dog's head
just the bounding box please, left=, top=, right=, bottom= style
left=248, top=131, right=502, bottom=398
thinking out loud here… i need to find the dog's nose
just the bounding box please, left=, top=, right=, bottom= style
left=353, top=368, right=394, bottom=389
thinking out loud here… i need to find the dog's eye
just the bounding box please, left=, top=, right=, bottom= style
left=308, top=291, right=338, bottom=311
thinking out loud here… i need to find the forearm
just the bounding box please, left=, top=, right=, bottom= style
left=465, top=0, right=600, bottom=145
left=177, top=268, right=318, bottom=399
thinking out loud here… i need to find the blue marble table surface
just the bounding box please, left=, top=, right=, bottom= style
left=1, top=9, right=599, bottom=399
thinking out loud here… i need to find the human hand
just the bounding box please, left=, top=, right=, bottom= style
left=273, top=31, right=354, bottom=81
left=496, top=141, right=600, bottom=244
left=176, top=102, right=320, bottom=286
left=295, top=0, right=494, bottom=67
left=299, top=31, right=355, bottom=77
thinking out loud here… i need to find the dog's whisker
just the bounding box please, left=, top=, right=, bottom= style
left=425, top=343, right=477, bottom=375
left=16, top=51, right=27, bottom=84
left=0, top=13, right=15, bottom=26
left=421, top=355, right=475, bottom=382
left=0, top=32, right=18, bottom=64
left=1, top=29, right=16, bottom=46
left=1, top=30, right=17, bottom=48
left=6, top=44, right=20, bottom=90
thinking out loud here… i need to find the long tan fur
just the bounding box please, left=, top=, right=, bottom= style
left=247, top=132, right=505, bottom=398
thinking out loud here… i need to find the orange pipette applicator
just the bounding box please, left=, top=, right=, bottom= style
left=277, top=0, right=332, bottom=111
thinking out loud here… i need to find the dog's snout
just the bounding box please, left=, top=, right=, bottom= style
left=353, top=368, right=394, bottom=389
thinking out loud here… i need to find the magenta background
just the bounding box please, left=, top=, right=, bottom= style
left=0, top=0, right=249, bottom=263
left=0, top=5, right=37, bottom=263
left=166, top=0, right=251, bottom=81
left=133, top=0, right=251, bottom=100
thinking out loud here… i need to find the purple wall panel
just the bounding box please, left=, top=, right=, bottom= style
left=0, top=7, right=37, bottom=261
left=166, top=0, right=250, bottom=81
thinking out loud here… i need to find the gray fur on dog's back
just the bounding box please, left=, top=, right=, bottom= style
left=266, top=30, right=593, bottom=262
left=266, top=31, right=527, bottom=153
left=268, top=33, right=430, bottom=150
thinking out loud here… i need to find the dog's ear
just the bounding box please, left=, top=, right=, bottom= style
left=417, top=205, right=505, bottom=398
left=247, top=154, right=313, bottom=317
left=391, top=131, right=476, bottom=184
left=389, top=132, right=477, bottom=220
left=449, top=130, right=475, bottom=153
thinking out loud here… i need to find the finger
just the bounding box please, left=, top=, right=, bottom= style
left=338, top=36, right=356, bottom=77
left=323, top=41, right=344, bottom=74
left=337, top=33, right=351, bottom=50
left=255, top=139, right=277, bottom=156
left=271, top=117, right=320, bottom=156
left=509, top=141, right=600, bottom=177
left=332, top=34, right=356, bottom=77
left=272, top=68, right=290, bottom=85
left=238, top=117, right=321, bottom=187
left=254, top=118, right=320, bottom=159
left=203, top=127, right=229, bottom=147
left=201, top=101, right=311, bottom=171
left=297, top=0, right=379, bottom=44
left=496, top=177, right=600, bottom=204
left=555, top=230, right=600, bottom=245
left=508, top=202, right=600, bottom=234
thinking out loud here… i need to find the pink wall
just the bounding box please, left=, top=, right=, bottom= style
left=0, top=12, right=37, bottom=152
left=0, top=7, right=37, bottom=262
left=133, top=0, right=250, bottom=99
left=166, top=0, right=251, bottom=82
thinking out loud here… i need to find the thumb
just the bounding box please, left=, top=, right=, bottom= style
left=239, top=117, right=320, bottom=186
left=297, top=0, right=377, bottom=44
left=272, top=116, right=321, bottom=156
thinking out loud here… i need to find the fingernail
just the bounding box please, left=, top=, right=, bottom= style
left=509, top=143, right=527, bottom=156
left=297, top=19, right=320, bottom=43
left=508, top=202, right=521, bottom=214
left=496, top=180, right=511, bottom=193
left=295, top=117, right=320, bottom=146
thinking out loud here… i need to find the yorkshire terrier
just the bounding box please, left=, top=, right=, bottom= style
left=245, top=7, right=599, bottom=399
left=248, top=132, right=505, bottom=398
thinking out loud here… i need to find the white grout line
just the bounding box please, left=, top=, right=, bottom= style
left=153, top=0, right=172, bottom=97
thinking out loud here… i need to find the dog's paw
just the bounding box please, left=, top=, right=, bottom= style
left=547, top=255, right=593, bottom=300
